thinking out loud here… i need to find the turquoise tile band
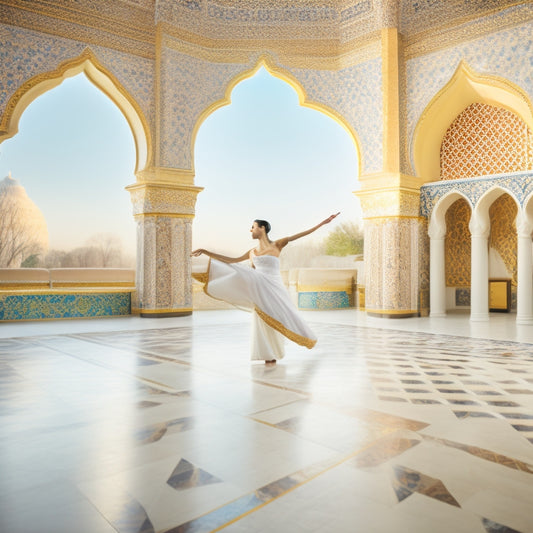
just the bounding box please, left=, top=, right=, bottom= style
left=0, top=292, right=131, bottom=320
left=298, top=291, right=351, bottom=309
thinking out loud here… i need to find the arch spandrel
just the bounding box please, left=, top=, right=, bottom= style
left=412, top=61, right=533, bottom=181
left=0, top=49, right=151, bottom=174
left=190, top=56, right=363, bottom=178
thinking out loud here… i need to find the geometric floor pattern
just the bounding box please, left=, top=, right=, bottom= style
left=1, top=314, right=532, bottom=532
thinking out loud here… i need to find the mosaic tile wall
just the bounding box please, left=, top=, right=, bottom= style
left=287, top=58, right=383, bottom=174
left=445, top=198, right=471, bottom=288
left=440, top=103, right=533, bottom=180
left=399, top=0, right=527, bottom=36
left=159, top=42, right=247, bottom=169
left=0, top=24, right=154, bottom=137
left=155, top=0, right=376, bottom=43
left=406, top=17, right=533, bottom=175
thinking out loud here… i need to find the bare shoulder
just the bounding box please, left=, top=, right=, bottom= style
left=275, top=237, right=289, bottom=250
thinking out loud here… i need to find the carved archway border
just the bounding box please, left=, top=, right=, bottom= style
left=0, top=48, right=151, bottom=174
left=412, top=61, right=533, bottom=182
left=190, top=54, right=362, bottom=178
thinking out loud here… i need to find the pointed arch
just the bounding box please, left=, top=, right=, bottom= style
left=190, top=54, right=362, bottom=176
left=429, top=190, right=471, bottom=239
left=474, top=185, right=519, bottom=222
left=0, top=48, right=151, bottom=173
left=412, top=61, right=533, bottom=181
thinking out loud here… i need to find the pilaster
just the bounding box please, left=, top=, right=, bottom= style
left=126, top=167, right=203, bottom=317
left=357, top=173, right=427, bottom=318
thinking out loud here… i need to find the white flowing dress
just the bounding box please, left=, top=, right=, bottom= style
left=203, top=253, right=317, bottom=361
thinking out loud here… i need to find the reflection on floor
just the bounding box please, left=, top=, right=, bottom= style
left=1, top=311, right=532, bottom=533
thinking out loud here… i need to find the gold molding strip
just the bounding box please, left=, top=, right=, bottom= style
left=363, top=215, right=426, bottom=221
left=404, top=2, right=533, bottom=59
left=50, top=282, right=135, bottom=288
left=0, top=284, right=49, bottom=290
left=133, top=213, right=195, bottom=218
left=0, top=288, right=134, bottom=295
left=0, top=3, right=155, bottom=59
left=134, top=307, right=193, bottom=314
left=126, top=182, right=203, bottom=193
left=159, top=22, right=381, bottom=69
left=366, top=308, right=419, bottom=315
left=0, top=313, right=132, bottom=323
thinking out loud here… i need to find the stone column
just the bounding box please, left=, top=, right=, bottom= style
left=428, top=219, right=446, bottom=317
left=358, top=184, right=426, bottom=317
left=516, top=213, right=533, bottom=324
left=127, top=169, right=202, bottom=317
left=469, top=213, right=490, bottom=322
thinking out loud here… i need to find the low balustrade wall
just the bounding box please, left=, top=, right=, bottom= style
left=0, top=268, right=136, bottom=321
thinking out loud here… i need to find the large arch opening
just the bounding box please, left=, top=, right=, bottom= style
left=192, top=63, right=361, bottom=271
left=0, top=72, right=137, bottom=268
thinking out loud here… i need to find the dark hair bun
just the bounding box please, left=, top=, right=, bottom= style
left=254, top=219, right=271, bottom=234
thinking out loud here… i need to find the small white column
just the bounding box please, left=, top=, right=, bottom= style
left=429, top=219, right=446, bottom=317
left=469, top=213, right=490, bottom=322
left=516, top=213, right=533, bottom=324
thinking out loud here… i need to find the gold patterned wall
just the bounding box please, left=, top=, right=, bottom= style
left=489, top=194, right=518, bottom=285
left=445, top=199, right=471, bottom=287
left=440, top=103, right=533, bottom=180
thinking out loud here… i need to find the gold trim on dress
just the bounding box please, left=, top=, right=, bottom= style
left=203, top=258, right=317, bottom=350
left=254, top=307, right=317, bottom=350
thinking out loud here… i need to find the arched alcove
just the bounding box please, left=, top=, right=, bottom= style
left=445, top=197, right=472, bottom=300
left=0, top=49, right=151, bottom=174
left=413, top=61, right=533, bottom=181
left=488, top=193, right=518, bottom=285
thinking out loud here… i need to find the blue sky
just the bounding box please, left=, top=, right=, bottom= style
left=0, top=67, right=361, bottom=257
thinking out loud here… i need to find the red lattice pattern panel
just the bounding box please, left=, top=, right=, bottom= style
left=440, top=103, right=533, bottom=180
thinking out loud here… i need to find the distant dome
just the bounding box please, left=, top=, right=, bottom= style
left=0, top=172, right=49, bottom=267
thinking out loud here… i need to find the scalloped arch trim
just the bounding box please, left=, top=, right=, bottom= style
left=0, top=48, right=151, bottom=173
left=191, top=54, right=362, bottom=177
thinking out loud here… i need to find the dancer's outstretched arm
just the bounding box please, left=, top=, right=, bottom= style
left=276, top=213, right=340, bottom=249
left=191, top=248, right=250, bottom=263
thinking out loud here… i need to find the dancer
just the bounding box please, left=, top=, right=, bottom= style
left=191, top=213, right=339, bottom=363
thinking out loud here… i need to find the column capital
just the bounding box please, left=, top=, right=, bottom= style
left=469, top=213, right=490, bottom=239
left=126, top=181, right=203, bottom=217
left=135, top=166, right=196, bottom=186
left=516, top=211, right=533, bottom=239
left=428, top=218, right=446, bottom=240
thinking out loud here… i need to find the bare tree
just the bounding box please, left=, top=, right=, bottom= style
left=0, top=192, right=45, bottom=267
left=88, top=233, right=122, bottom=267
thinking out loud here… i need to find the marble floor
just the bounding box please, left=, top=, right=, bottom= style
left=1, top=310, right=533, bottom=533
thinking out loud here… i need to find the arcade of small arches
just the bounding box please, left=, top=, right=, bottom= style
left=424, top=178, right=533, bottom=325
